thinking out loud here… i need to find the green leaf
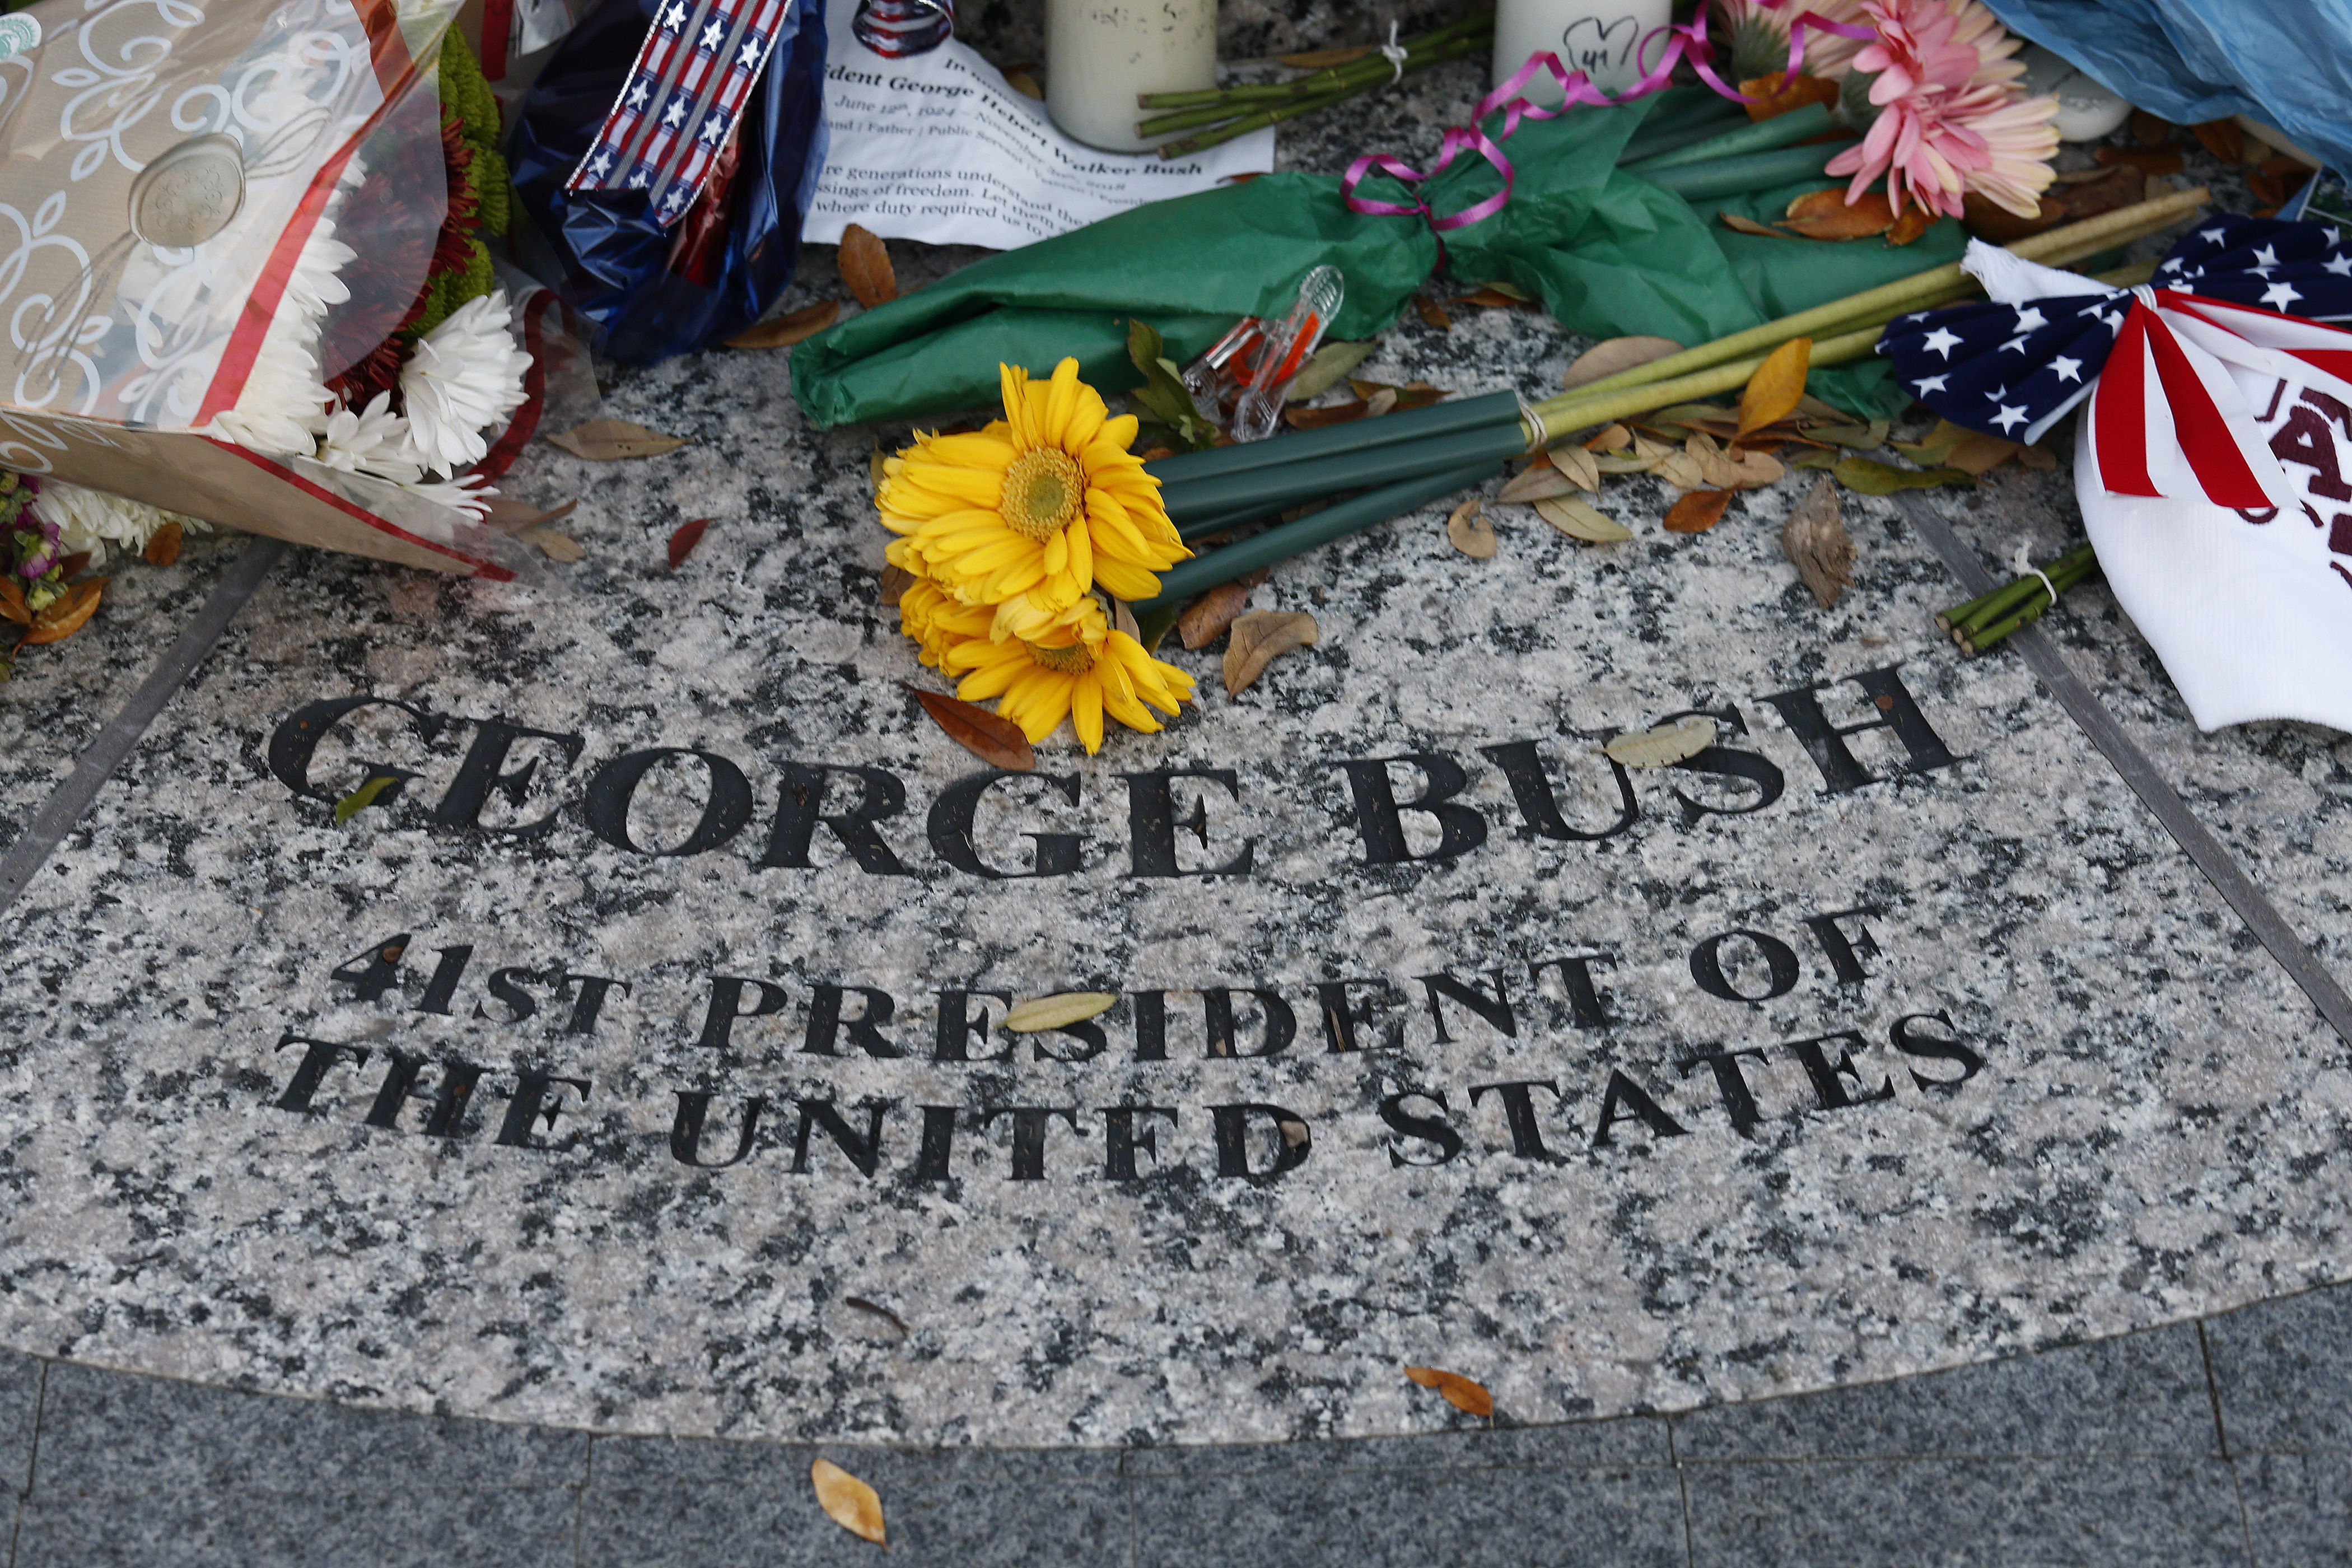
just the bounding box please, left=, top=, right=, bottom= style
left=1813, top=420, right=1892, bottom=448
left=1285, top=339, right=1378, bottom=402
left=1832, top=457, right=1975, bottom=494
left=1132, top=600, right=1184, bottom=652
left=334, top=774, right=403, bottom=826
left=1124, top=318, right=1219, bottom=452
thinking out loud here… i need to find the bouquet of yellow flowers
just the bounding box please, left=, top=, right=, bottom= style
left=878, top=360, right=1200, bottom=754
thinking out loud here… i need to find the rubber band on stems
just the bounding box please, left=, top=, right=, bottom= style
left=1379, top=20, right=1407, bottom=85
left=2011, top=541, right=2062, bottom=612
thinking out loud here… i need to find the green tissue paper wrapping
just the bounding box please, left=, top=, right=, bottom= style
left=791, top=99, right=1962, bottom=427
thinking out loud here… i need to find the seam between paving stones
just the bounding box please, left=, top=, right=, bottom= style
left=5, top=1361, right=37, bottom=1568
left=1667, top=1417, right=1697, bottom=1568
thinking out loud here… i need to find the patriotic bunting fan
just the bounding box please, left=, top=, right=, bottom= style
left=1879, top=217, right=2352, bottom=735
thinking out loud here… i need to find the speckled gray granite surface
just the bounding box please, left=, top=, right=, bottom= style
left=1, top=44, right=2349, bottom=1451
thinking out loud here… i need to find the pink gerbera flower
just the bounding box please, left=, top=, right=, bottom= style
left=1821, top=0, right=2057, bottom=219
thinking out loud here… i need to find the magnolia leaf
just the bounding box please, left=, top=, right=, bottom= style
left=1547, top=442, right=1601, bottom=493
left=1413, top=296, right=1452, bottom=332
left=1605, top=714, right=1718, bottom=769
left=1729, top=448, right=1786, bottom=488
left=879, top=563, right=916, bottom=606
left=1445, top=498, right=1496, bottom=559
left=142, top=519, right=183, bottom=567
left=1653, top=451, right=1708, bottom=491
left=1687, top=433, right=1744, bottom=490
left=1176, top=571, right=1265, bottom=649
left=725, top=299, right=841, bottom=349
left=1781, top=188, right=1896, bottom=240
left=1533, top=495, right=1631, bottom=543
left=1004, top=992, right=1118, bottom=1032
left=811, top=1459, right=887, bottom=1545
left=837, top=223, right=899, bottom=308
left=668, top=518, right=711, bottom=570
left=1833, top=457, right=1972, bottom=494
left=1813, top=421, right=1890, bottom=448
left=906, top=683, right=1035, bottom=771
left=1403, top=1365, right=1494, bottom=1417
left=1224, top=609, right=1319, bottom=696
left=1943, top=430, right=2027, bottom=476
left=1561, top=335, right=1682, bottom=392
left=548, top=419, right=688, bottom=461
left=1285, top=340, right=1377, bottom=402
left=1737, top=337, right=1811, bottom=438
left=0, top=577, right=27, bottom=626
left=1719, top=212, right=1788, bottom=237
left=333, top=773, right=403, bottom=826
left=1497, top=458, right=1576, bottom=505
left=1584, top=423, right=1632, bottom=453
left=1780, top=473, right=1853, bottom=608
left=520, top=526, right=584, bottom=562
left=22, top=577, right=104, bottom=645
left=1664, top=488, right=1735, bottom=533
left=1347, top=378, right=1444, bottom=412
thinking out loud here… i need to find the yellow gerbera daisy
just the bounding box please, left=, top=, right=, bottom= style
left=897, top=574, right=993, bottom=669
left=875, top=358, right=1189, bottom=637
left=940, top=596, right=1195, bottom=754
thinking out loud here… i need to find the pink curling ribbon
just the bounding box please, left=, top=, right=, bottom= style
left=1342, top=5, right=1874, bottom=234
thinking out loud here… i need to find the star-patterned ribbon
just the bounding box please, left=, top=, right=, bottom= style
left=1879, top=216, right=2352, bottom=508
left=566, top=0, right=796, bottom=227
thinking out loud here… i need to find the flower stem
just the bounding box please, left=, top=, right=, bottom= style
left=1143, top=27, right=1489, bottom=152
left=1944, top=544, right=2101, bottom=654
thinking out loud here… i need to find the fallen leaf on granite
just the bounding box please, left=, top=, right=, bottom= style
left=1781, top=474, right=1853, bottom=608
left=1729, top=447, right=1786, bottom=488
left=1224, top=609, right=1319, bottom=695
left=1810, top=421, right=1889, bottom=449
left=1642, top=404, right=1740, bottom=440
left=482, top=497, right=579, bottom=534
left=2190, top=118, right=2244, bottom=163
left=1113, top=598, right=1142, bottom=641
left=668, top=518, right=711, bottom=570
left=1833, top=456, right=1972, bottom=494
left=2130, top=108, right=2176, bottom=146
left=520, top=526, right=584, bottom=563
left=1653, top=450, right=1708, bottom=491
left=1414, top=296, right=1452, bottom=332
left=0, top=578, right=27, bottom=626
left=142, top=519, right=182, bottom=567
left=842, top=1296, right=910, bottom=1335
left=1547, top=442, right=1600, bottom=492
left=838, top=223, right=899, bottom=308
left=1942, top=430, right=2027, bottom=476
left=1362, top=386, right=1399, bottom=418
left=1737, top=337, right=1811, bottom=438
left=548, top=419, right=687, bottom=460
left=906, top=683, right=1034, bottom=771
left=2015, top=442, right=2057, bottom=472
left=1005, top=992, right=1118, bottom=1032
left=1287, top=400, right=1369, bottom=430
left=1285, top=340, right=1376, bottom=403
left=1584, top=423, right=1632, bottom=453
left=1687, top=432, right=1743, bottom=489
left=1781, top=188, right=1896, bottom=241
left=1562, top=334, right=1682, bottom=392
left=812, top=1459, right=886, bottom=1545
left=1533, top=495, right=1631, bottom=543
left=725, top=299, right=841, bottom=349
left=333, top=773, right=402, bottom=827
left=879, top=563, right=916, bottom=606
left=1403, top=1365, right=1494, bottom=1417
left=22, top=577, right=103, bottom=645
left=1630, top=433, right=1676, bottom=465
left=1445, top=498, right=1496, bottom=558
left=1606, top=714, right=1717, bottom=769
left=1177, top=570, right=1266, bottom=649
left=1593, top=453, right=1656, bottom=474
left=2095, top=144, right=2183, bottom=178
left=1663, top=488, right=1734, bottom=533
left=1347, top=378, right=1444, bottom=412
left=1498, top=455, right=1576, bottom=504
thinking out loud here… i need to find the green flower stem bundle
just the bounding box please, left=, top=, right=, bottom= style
left=1620, top=101, right=1832, bottom=172
left=1938, top=544, right=2099, bottom=654
left=1146, top=390, right=1523, bottom=490
left=1138, top=15, right=1494, bottom=156
left=1156, top=413, right=1528, bottom=529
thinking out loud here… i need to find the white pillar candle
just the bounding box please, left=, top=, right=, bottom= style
left=1046, top=0, right=1217, bottom=153
left=1492, top=0, right=1671, bottom=107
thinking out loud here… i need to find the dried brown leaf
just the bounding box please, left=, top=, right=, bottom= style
left=1719, top=212, right=1789, bottom=237
left=1943, top=430, right=2026, bottom=476
left=1547, top=442, right=1600, bottom=493
left=1592, top=452, right=1659, bottom=475
left=2130, top=109, right=2176, bottom=146
left=1688, top=432, right=1743, bottom=489
left=1176, top=569, right=1266, bottom=649
left=1533, top=495, right=1631, bottom=543
left=1738, top=70, right=1841, bottom=121
left=2051, top=164, right=2145, bottom=223
left=669, top=517, right=711, bottom=570
left=1884, top=206, right=1936, bottom=246
left=1223, top=609, right=1319, bottom=695
left=811, top=1459, right=886, bottom=1544
left=1113, top=598, right=1142, bottom=642
left=1002, top=66, right=1042, bottom=99
left=1445, top=498, right=1495, bottom=559
left=1737, top=337, right=1811, bottom=438
left=1005, top=992, right=1118, bottom=1032
left=1413, top=296, right=1452, bottom=332
left=1561, top=335, right=1682, bottom=392
left=906, top=683, right=1035, bottom=771
left=1644, top=403, right=1742, bottom=438
left=1403, top=1365, right=1494, bottom=1417
left=1663, top=489, right=1735, bottom=534
left=1652, top=451, right=1707, bottom=491
left=1362, top=386, right=1399, bottom=418
left=0, top=577, right=26, bottom=626
left=838, top=223, right=899, bottom=309
left=1584, top=423, right=1632, bottom=453
left=1729, top=447, right=1786, bottom=488
left=142, top=519, right=183, bottom=567
left=879, top=563, right=916, bottom=606
left=2095, top=145, right=2185, bottom=178
left=1446, top=286, right=1533, bottom=309
left=1286, top=400, right=1368, bottom=430
left=22, top=577, right=104, bottom=645
left=1780, top=473, right=1852, bottom=608
left=548, top=419, right=688, bottom=461
left=1497, top=456, right=1576, bottom=504
left=56, top=552, right=89, bottom=581
left=2015, top=442, right=2057, bottom=472
left=725, top=299, right=841, bottom=349
left=2190, top=118, right=2244, bottom=163
left=520, top=526, right=584, bottom=562
left=1605, top=714, right=1718, bottom=768
left=1781, top=188, right=1896, bottom=240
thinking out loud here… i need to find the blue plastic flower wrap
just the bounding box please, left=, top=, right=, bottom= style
left=1983, top=0, right=2352, bottom=175
left=510, top=0, right=830, bottom=365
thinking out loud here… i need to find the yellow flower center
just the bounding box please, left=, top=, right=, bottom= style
left=1024, top=638, right=1096, bottom=674
left=1001, top=447, right=1086, bottom=542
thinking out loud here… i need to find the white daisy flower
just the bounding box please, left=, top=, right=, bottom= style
left=398, top=291, right=531, bottom=477
left=32, top=481, right=207, bottom=559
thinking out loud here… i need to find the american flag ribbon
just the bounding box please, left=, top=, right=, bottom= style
left=566, top=0, right=796, bottom=227
left=1880, top=216, right=2352, bottom=510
